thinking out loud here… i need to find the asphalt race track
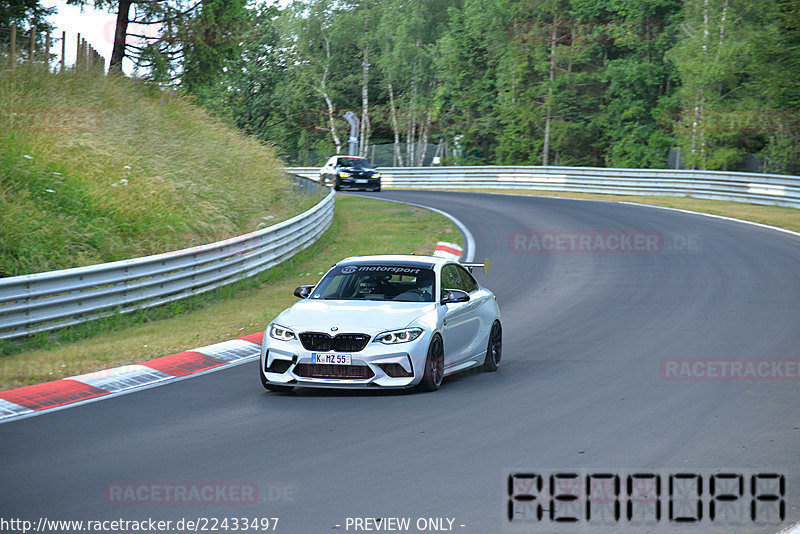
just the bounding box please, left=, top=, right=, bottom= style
left=1, top=190, right=799, bottom=534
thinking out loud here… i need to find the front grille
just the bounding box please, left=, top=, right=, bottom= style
left=333, top=334, right=370, bottom=352
left=294, top=364, right=374, bottom=380
left=299, top=332, right=370, bottom=353
left=299, top=332, right=331, bottom=351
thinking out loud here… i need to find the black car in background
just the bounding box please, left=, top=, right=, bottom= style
left=319, top=156, right=381, bottom=192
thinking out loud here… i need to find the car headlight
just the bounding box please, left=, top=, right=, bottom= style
left=374, top=328, right=423, bottom=344
left=269, top=324, right=296, bottom=342
left=372, top=173, right=381, bottom=178
left=338, top=172, right=351, bottom=177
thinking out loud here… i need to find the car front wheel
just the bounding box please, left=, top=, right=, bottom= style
left=418, top=335, right=444, bottom=392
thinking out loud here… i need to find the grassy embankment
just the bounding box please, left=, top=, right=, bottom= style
left=0, top=67, right=314, bottom=277
left=0, top=68, right=461, bottom=389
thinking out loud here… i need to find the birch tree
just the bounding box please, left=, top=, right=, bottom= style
left=284, top=0, right=353, bottom=154
left=669, top=0, right=775, bottom=169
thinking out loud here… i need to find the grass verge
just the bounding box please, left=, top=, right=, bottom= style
left=0, top=195, right=461, bottom=391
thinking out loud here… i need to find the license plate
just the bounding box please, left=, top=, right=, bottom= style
left=312, top=353, right=351, bottom=365
left=355, top=179, right=368, bottom=184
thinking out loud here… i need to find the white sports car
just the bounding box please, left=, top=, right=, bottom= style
left=259, top=254, right=502, bottom=392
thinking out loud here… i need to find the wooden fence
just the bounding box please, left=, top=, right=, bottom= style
left=2, top=22, right=106, bottom=74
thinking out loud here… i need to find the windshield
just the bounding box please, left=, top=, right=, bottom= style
left=311, top=265, right=435, bottom=302
left=337, top=157, right=371, bottom=168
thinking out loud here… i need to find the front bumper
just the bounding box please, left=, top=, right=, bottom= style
left=336, top=175, right=380, bottom=189
left=261, top=334, right=428, bottom=389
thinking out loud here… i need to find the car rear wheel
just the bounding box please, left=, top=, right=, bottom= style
left=418, top=335, right=444, bottom=392
left=481, top=321, right=502, bottom=372
left=260, top=363, right=294, bottom=392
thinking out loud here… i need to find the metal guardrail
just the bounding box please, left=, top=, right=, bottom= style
left=0, top=189, right=335, bottom=340
left=5, top=164, right=796, bottom=340
left=288, top=166, right=800, bottom=209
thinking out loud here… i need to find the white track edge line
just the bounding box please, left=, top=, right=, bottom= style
left=411, top=188, right=800, bottom=241
left=616, top=201, right=800, bottom=239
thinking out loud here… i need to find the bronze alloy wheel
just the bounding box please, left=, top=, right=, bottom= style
left=419, top=335, right=444, bottom=391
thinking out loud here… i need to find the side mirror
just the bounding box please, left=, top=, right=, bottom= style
left=441, top=289, right=470, bottom=304
left=293, top=285, right=314, bottom=299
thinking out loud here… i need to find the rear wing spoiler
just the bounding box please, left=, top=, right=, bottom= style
left=461, top=259, right=491, bottom=275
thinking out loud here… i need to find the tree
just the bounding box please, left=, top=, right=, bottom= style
left=181, top=0, right=247, bottom=93
left=494, top=0, right=607, bottom=166
left=67, top=0, right=201, bottom=77
left=282, top=0, right=357, bottom=156
left=174, top=0, right=799, bottom=171
left=376, top=0, right=458, bottom=165
left=599, top=0, right=682, bottom=168
left=1, top=0, right=54, bottom=66
left=195, top=4, right=319, bottom=160
left=1, top=0, right=54, bottom=30
left=758, top=0, right=800, bottom=173
left=436, top=0, right=510, bottom=164
left=668, top=0, right=784, bottom=170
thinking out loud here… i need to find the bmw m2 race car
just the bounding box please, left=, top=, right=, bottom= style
left=319, top=155, right=382, bottom=191
left=259, top=255, right=501, bottom=392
